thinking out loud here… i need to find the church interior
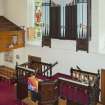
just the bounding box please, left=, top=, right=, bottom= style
left=0, top=0, right=105, bottom=105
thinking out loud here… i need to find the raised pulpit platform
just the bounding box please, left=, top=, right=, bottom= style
left=0, top=16, right=25, bottom=52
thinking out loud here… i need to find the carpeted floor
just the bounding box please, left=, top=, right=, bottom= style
left=0, top=79, right=26, bottom=105
left=0, top=78, right=102, bottom=105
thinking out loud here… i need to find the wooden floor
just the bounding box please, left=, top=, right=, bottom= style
left=22, top=97, right=102, bottom=105
left=97, top=103, right=102, bottom=105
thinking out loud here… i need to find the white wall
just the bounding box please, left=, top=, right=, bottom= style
left=2, top=0, right=105, bottom=74
left=25, top=45, right=105, bottom=74
left=89, top=0, right=100, bottom=53
left=3, top=45, right=105, bottom=74
left=4, top=0, right=27, bottom=27
left=99, top=0, right=105, bottom=53
left=0, top=0, right=4, bottom=15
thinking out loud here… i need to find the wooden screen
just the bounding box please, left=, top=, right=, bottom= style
left=0, top=16, right=25, bottom=52
left=76, top=0, right=91, bottom=52
left=65, top=5, right=77, bottom=40
left=42, top=36, right=51, bottom=48
left=50, top=6, right=61, bottom=38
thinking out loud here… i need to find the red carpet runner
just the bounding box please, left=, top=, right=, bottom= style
left=0, top=79, right=26, bottom=105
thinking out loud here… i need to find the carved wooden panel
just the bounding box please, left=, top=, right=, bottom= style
left=0, top=16, right=25, bottom=52
left=42, top=36, right=51, bottom=48
left=38, top=80, right=58, bottom=105
left=76, top=39, right=89, bottom=52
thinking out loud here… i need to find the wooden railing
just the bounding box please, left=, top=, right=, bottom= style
left=16, top=61, right=58, bottom=79
left=70, top=67, right=100, bottom=104
left=42, top=61, right=58, bottom=77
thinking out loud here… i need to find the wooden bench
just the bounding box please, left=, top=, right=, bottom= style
left=0, top=66, right=16, bottom=80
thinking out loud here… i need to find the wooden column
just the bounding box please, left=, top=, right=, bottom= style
left=101, top=69, right=105, bottom=104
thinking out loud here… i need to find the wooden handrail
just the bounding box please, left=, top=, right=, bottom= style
left=42, top=61, right=58, bottom=74
left=16, top=61, right=58, bottom=78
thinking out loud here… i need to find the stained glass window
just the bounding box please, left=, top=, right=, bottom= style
left=34, top=0, right=43, bottom=39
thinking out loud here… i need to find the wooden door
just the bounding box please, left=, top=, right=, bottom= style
left=38, top=80, right=58, bottom=105
left=101, top=69, right=105, bottom=104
